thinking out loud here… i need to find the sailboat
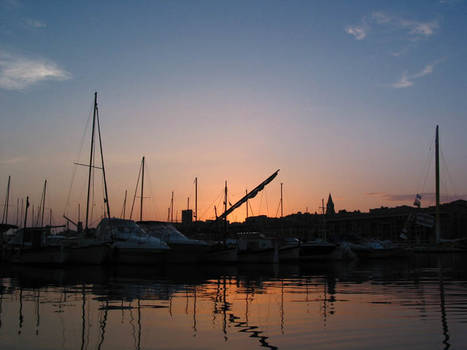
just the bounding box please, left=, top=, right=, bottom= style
left=60, top=92, right=111, bottom=264
left=203, top=170, right=280, bottom=263
left=408, top=125, right=467, bottom=252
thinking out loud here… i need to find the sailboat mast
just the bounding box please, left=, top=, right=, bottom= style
left=140, top=156, right=144, bottom=221
left=40, top=180, right=47, bottom=227
left=85, top=93, right=98, bottom=232
left=224, top=181, right=228, bottom=241
left=194, top=177, right=198, bottom=222
left=96, top=97, right=111, bottom=219
left=2, top=175, right=10, bottom=224
left=435, top=125, right=440, bottom=244
left=170, top=191, right=174, bottom=222
left=122, top=190, right=127, bottom=219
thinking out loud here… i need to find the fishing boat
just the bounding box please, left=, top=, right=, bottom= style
left=138, top=221, right=210, bottom=263
left=4, top=226, right=69, bottom=264
left=207, top=170, right=280, bottom=263
left=96, top=218, right=170, bottom=264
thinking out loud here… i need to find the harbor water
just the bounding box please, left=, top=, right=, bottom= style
left=0, top=254, right=466, bottom=350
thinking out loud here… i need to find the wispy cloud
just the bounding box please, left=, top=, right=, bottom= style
left=346, top=12, right=439, bottom=41
left=391, top=61, right=440, bottom=88
left=345, top=25, right=367, bottom=40
left=1, top=0, right=21, bottom=9
left=0, top=51, right=71, bottom=90
left=0, top=156, right=27, bottom=164
left=24, top=18, right=47, bottom=29
left=371, top=12, right=438, bottom=39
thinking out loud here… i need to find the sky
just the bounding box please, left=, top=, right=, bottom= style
left=1, top=0, right=467, bottom=225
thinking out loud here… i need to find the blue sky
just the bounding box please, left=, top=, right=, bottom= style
left=1, top=0, right=467, bottom=223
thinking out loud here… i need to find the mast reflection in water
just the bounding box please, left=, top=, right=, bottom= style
left=1, top=255, right=467, bottom=350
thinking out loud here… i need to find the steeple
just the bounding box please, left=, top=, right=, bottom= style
left=326, top=193, right=335, bottom=216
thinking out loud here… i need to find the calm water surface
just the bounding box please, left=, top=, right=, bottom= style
left=1, top=254, right=466, bottom=350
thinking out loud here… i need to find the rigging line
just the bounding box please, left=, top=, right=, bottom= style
left=419, top=134, right=436, bottom=196
left=275, top=199, right=281, bottom=218
left=63, top=100, right=94, bottom=216
left=440, top=148, right=458, bottom=201
left=145, top=160, right=156, bottom=220
left=199, top=190, right=223, bottom=221
left=129, top=161, right=142, bottom=220
left=264, top=187, right=270, bottom=217
left=248, top=199, right=254, bottom=217
left=258, top=191, right=264, bottom=215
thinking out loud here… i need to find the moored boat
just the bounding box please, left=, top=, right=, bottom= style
left=278, top=237, right=300, bottom=262
left=4, top=227, right=69, bottom=265
left=237, top=232, right=279, bottom=264
left=96, top=218, right=170, bottom=265
left=138, top=221, right=210, bottom=263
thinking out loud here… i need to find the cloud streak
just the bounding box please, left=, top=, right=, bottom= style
left=391, top=61, right=440, bottom=88
left=346, top=12, right=439, bottom=40
left=24, top=18, right=47, bottom=29
left=345, top=25, right=367, bottom=40
left=0, top=52, right=71, bottom=90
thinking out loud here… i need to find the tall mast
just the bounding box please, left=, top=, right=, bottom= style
left=435, top=125, right=440, bottom=244
left=96, top=97, right=111, bottom=219
left=140, top=156, right=145, bottom=222
left=170, top=191, right=174, bottom=222
left=224, top=180, right=228, bottom=241
left=187, top=197, right=190, bottom=210
left=280, top=182, right=283, bottom=218
left=23, top=197, right=29, bottom=230
left=194, top=177, right=198, bottom=222
left=85, top=92, right=98, bottom=232
left=40, top=180, right=47, bottom=227
left=2, top=175, right=10, bottom=224
left=16, top=198, right=19, bottom=226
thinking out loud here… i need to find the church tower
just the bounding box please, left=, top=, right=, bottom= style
left=326, top=193, right=335, bottom=215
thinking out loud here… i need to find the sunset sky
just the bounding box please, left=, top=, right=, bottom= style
left=1, top=0, right=467, bottom=225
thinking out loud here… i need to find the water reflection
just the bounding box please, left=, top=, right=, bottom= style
left=0, top=254, right=466, bottom=350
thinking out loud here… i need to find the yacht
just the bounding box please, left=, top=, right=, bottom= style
left=137, top=221, right=210, bottom=263
left=96, top=218, right=170, bottom=264
left=236, top=232, right=279, bottom=264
